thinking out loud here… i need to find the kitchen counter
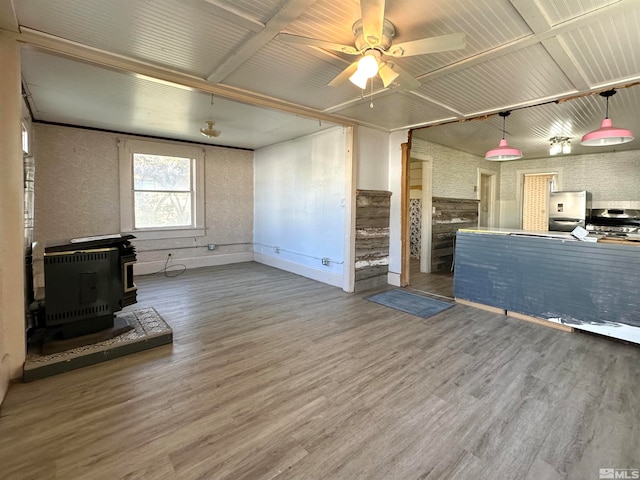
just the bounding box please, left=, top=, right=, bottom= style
left=459, top=226, right=640, bottom=246
left=453, top=229, right=640, bottom=344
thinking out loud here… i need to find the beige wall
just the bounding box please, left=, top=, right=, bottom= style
left=0, top=33, right=25, bottom=399
left=33, top=124, right=254, bottom=281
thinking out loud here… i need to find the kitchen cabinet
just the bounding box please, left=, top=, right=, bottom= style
left=453, top=229, right=640, bottom=344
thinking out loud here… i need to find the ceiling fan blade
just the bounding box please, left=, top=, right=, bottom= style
left=360, top=0, right=385, bottom=47
left=328, top=61, right=359, bottom=87
left=387, top=32, right=466, bottom=57
left=385, top=62, right=421, bottom=91
left=276, top=33, right=359, bottom=55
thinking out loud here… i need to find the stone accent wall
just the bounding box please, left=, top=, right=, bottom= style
left=355, top=190, right=391, bottom=292
left=432, top=197, right=479, bottom=272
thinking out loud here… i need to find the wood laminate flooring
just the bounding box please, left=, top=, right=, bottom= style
left=408, top=259, right=454, bottom=299
left=1, top=261, right=639, bottom=480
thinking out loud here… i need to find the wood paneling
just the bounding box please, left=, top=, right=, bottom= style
left=432, top=197, right=479, bottom=272
left=354, top=190, right=391, bottom=292
left=0, top=262, right=639, bottom=479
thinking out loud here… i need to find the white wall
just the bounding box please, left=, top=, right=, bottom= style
left=253, top=127, right=348, bottom=288
left=356, top=126, right=389, bottom=190
left=387, top=130, right=409, bottom=286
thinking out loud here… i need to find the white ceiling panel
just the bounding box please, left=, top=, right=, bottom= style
left=394, top=0, right=531, bottom=79
left=212, top=0, right=290, bottom=23
left=278, top=0, right=361, bottom=42
left=557, top=8, right=640, bottom=87
left=537, top=0, right=622, bottom=26
left=222, top=41, right=360, bottom=109
left=5, top=0, right=640, bottom=158
left=21, top=48, right=338, bottom=149
left=333, top=91, right=458, bottom=130
left=15, top=0, right=254, bottom=77
left=416, top=43, right=577, bottom=116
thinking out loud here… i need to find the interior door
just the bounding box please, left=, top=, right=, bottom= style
left=522, top=174, right=555, bottom=231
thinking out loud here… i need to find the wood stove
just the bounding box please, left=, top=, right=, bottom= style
left=42, top=234, right=137, bottom=338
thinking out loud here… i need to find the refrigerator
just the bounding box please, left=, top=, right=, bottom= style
left=548, top=191, right=591, bottom=232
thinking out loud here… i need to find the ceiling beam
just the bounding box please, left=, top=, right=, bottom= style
left=509, top=0, right=590, bottom=91
left=414, top=0, right=639, bottom=90
left=13, top=27, right=356, bottom=128
left=508, top=0, right=551, bottom=35
left=206, top=0, right=319, bottom=83
left=201, top=0, right=265, bottom=32
left=540, top=37, right=590, bottom=91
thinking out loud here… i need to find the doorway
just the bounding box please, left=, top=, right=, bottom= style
left=402, top=150, right=453, bottom=298
left=516, top=167, right=563, bottom=230
left=477, top=169, right=497, bottom=227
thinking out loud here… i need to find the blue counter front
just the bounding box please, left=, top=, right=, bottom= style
left=453, top=229, right=640, bottom=344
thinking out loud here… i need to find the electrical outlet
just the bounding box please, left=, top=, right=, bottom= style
left=207, top=244, right=216, bottom=251
left=322, top=258, right=330, bottom=266
left=273, top=246, right=280, bottom=254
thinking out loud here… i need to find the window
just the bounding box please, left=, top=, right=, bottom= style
left=21, top=122, right=29, bottom=154
left=119, top=139, right=205, bottom=240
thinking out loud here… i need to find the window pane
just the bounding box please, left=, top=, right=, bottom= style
left=133, top=154, right=191, bottom=191
left=134, top=192, right=192, bottom=228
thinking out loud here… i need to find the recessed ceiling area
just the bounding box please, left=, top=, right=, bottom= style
left=20, top=48, right=340, bottom=150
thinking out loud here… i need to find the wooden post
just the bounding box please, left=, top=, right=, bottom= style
left=400, top=143, right=410, bottom=287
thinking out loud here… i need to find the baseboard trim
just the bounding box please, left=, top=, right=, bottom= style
left=134, top=252, right=254, bottom=275
left=387, top=272, right=401, bottom=287
left=455, top=298, right=506, bottom=315
left=254, top=253, right=343, bottom=288
left=507, top=310, right=574, bottom=332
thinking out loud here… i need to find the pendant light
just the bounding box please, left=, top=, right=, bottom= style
left=485, top=111, right=522, bottom=161
left=581, top=90, right=634, bottom=146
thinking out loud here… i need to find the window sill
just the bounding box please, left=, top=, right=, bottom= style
left=123, top=228, right=205, bottom=241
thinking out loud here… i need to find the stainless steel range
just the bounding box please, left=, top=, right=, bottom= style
left=587, top=208, right=640, bottom=238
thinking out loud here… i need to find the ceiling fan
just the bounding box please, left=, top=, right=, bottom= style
left=276, top=0, right=466, bottom=91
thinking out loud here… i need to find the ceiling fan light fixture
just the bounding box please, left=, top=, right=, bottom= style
left=485, top=111, right=522, bottom=161
left=349, top=69, right=369, bottom=89
left=200, top=120, right=221, bottom=138
left=378, top=62, right=399, bottom=87
left=357, top=53, right=379, bottom=78
left=581, top=90, right=634, bottom=146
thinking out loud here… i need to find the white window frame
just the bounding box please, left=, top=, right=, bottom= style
left=119, top=138, right=205, bottom=240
